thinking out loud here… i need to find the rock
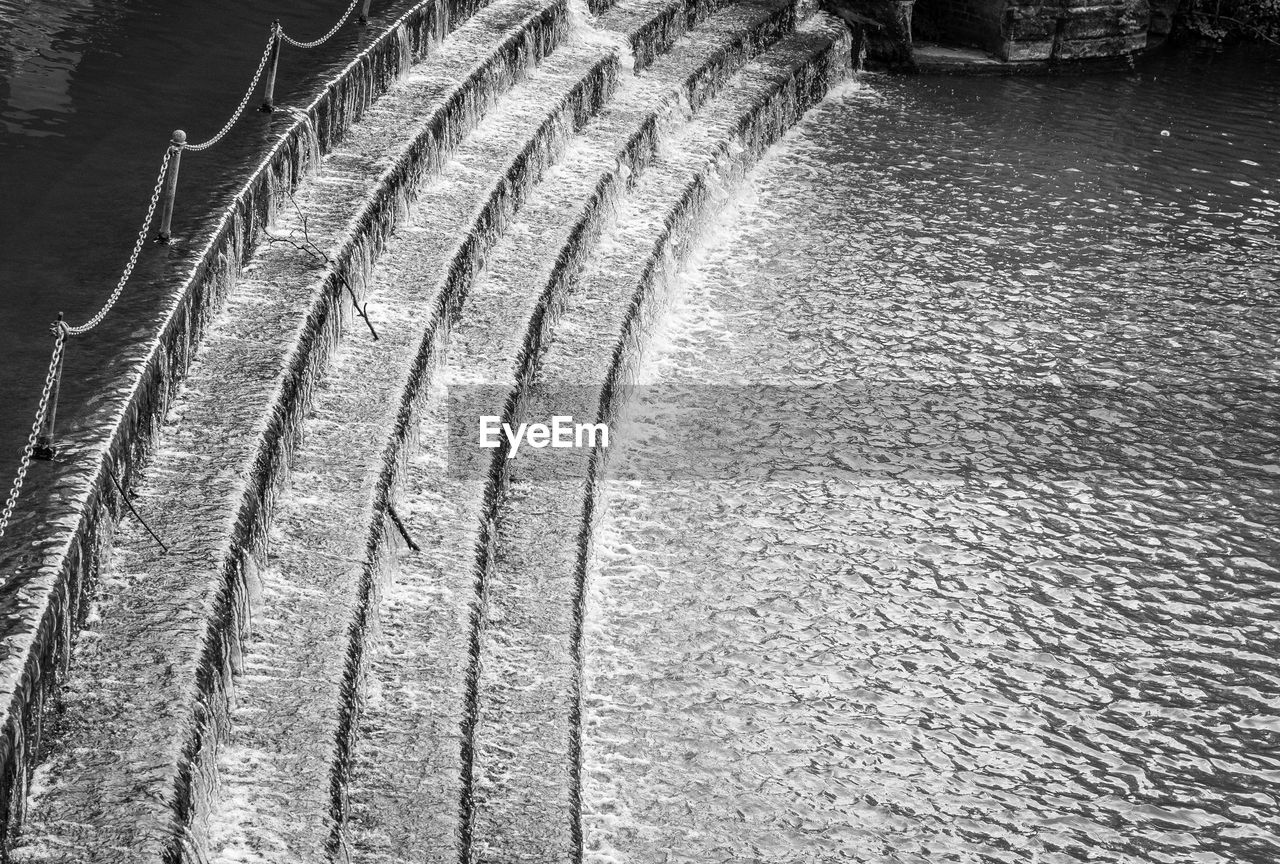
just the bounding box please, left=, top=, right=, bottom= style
left=822, top=0, right=916, bottom=66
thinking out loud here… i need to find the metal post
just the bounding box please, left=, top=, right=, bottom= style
left=359, top=0, right=372, bottom=24
left=33, top=315, right=65, bottom=461
left=260, top=21, right=282, bottom=112
left=157, top=130, right=186, bottom=243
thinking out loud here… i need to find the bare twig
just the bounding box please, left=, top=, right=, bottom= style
left=105, top=463, right=169, bottom=554
left=265, top=188, right=380, bottom=340
left=1214, top=14, right=1280, bottom=45
left=387, top=505, right=420, bottom=552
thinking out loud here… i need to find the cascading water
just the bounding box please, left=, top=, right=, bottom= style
left=1, top=0, right=563, bottom=856
left=6, top=0, right=1273, bottom=861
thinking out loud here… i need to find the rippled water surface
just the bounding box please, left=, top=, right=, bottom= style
left=583, top=54, right=1280, bottom=863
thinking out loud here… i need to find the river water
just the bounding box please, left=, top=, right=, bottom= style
left=581, top=53, right=1280, bottom=863
left=3, top=4, right=1279, bottom=859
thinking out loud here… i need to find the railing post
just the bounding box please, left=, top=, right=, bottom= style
left=359, top=0, right=372, bottom=24
left=260, top=20, right=282, bottom=112
left=157, top=130, right=186, bottom=243
left=33, top=315, right=65, bottom=461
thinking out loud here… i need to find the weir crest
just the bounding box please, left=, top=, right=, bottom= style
left=1, top=0, right=853, bottom=860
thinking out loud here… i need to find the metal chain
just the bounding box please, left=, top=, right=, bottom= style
left=69, top=24, right=278, bottom=335
left=65, top=146, right=174, bottom=336
left=3, top=2, right=369, bottom=543
left=0, top=329, right=67, bottom=540
left=184, top=30, right=278, bottom=152
left=2, top=3, right=368, bottom=543
left=280, top=0, right=361, bottom=48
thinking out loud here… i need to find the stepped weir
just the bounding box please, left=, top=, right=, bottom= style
left=0, top=0, right=853, bottom=859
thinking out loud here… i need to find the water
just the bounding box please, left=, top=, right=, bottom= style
left=0, top=0, right=419, bottom=511
left=582, top=52, right=1280, bottom=863
left=5, top=6, right=1279, bottom=856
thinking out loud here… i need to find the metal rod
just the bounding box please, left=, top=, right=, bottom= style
left=105, top=463, right=169, bottom=554
left=33, top=314, right=65, bottom=461
left=387, top=505, right=420, bottom=552
left=157, top=130, right=185, bottom=243
left=359, top=0, right=372, bottom=24
left=260, top=21, right=282, bottom=112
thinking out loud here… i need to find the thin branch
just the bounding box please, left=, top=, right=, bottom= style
left=1214, top=14, right=1280, bottom=45
left=105, top=463, right=169, bottom=554
left=387, top=504, right=421, bottom=552
left=265, top=187, right=380, bottom=340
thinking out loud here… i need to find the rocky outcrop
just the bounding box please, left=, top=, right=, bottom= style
left=827, top=0, right=1155, bottom=66
left=823, top=0, right=915, bottom=65
left=1004, top=0, right=1150, bottom=61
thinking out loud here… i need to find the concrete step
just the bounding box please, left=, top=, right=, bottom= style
left=464, top=14, right=852, bottom=863
left=6, top=1, right=828, bottom=863
left=202, top=38, right=620, bottom=864
left=0, top=0, right=486, bottom=848
left=340, top=2, right=824, bottom=861
left=6, top=3, right=853, bottom=862
left=332, top=2, right=831, bottom=861
left=197, top=0, right=830, bottom=857
left=8, top=0, right=577, bottom=858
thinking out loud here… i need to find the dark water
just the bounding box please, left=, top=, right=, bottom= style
left=0, top=0, right=417, bottom=526
left=583, top=50, right=1280, bottom=863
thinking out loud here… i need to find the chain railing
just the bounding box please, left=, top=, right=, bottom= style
left=0, top=330, right=66, bottom=540
left=185, top=31, right=279, bottom=151
left=66, top=148, right=175, bottom=336
left=0, top=0, right=375, bottom=542
left=281, top=0, right=363, bottom=48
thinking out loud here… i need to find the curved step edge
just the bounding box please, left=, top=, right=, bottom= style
left=307, top=50, right=621, bottom=863
left=435, top=1, right=829, bottom=856
left=203, top=2, right=820, bottom=861
left=0, top=0, right=491, bottom=847
left=7, top=4, right=576, bottom=862
left=467, top=14, right=854, bottom=863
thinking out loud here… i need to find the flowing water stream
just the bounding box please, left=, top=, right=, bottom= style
left=582, top=54, right=1280, bottom=863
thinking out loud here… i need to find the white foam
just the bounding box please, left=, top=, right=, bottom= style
left=569, top=0, right=635, bottom=72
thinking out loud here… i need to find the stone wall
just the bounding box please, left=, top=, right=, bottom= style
left=828, top=0, right=1156, bottom=63
left=1002, top=0, right=1150, bottom=60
